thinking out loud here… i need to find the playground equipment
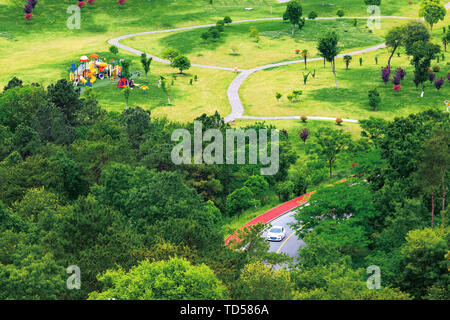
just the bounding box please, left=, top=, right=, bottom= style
left=68, top=54, right=123, bottom=88
left=68, top=54, right=149, bottom=92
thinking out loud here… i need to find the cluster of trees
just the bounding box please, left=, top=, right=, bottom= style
left=291, top=109, right=449, bottom=299
left=201, top=17, right=232, bottom=42
left=161, top=47, right=191, bottom=74
left=0, top=78, right=303, bottom=299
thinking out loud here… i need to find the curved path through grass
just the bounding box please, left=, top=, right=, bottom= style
left=108, top=13, right=445, bottom=123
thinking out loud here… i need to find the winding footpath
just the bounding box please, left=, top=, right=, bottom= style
left=108, top=12, right=444, bottom=124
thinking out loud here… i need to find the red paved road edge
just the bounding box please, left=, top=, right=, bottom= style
left=224, top=178, right=347, bottom=246
left=224, top=192, right=313, bottom=246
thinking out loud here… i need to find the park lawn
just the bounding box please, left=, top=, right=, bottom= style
left=121, top=18, right=405, bottom=70
left=94, top=62, right=235, bottom=122
left=240, top=44, right=450, bottom=121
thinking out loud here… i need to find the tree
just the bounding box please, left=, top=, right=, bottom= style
left=216, top=20, right=225, bottom=32
left=385, top=26, right=405, bottom=69
left=336, top=9, right=345, bottom=17
left=409, top=41, right=440, bottom=95
left=224, top=16, right=232, bottom=24
left=47, top=79, right=83, bottom=126
left=317, top=30, right=340, bottom=88
left=414, top=127, right=449, bottom=227
left=298, top=128, right=309, bottom=144
left=314, top=127, right=351, bottom=179
left=283, top=0, right=303, bottom=35
left=120, top=59, right=131, bottom=79
left=443, top=30, right=450, bottom=51
left=275, top=92, right=282, bottom=102
left=161, top=47, right=180, bottom=62
left=233, top=261, right=294, bottom=300
left=160, top=77, right=172, bottom=104
left=249, top=26, right=259, bottom=42
left=402, top=21, right=431, bottom=56
left=226, top=186, right=255, bottom=217
left=308, top=11, right=317, bottom=20
left=88, top=257, right=228, bottom=300
left=109, top=45, right=118, bottom=55
left=121, top=106, right=151, bottom=148
left=3, top=76, right=23, bottom=92
left=419, top=0, right=446, bottom=35
left=171, top=55, right=191, bottom=74
left=122, top=86, right=131, bottom=109
left=275, top=180, right=294, bottom=201
left=399, top=228, right=449, bottom=299
left=301, top=49, right=308, bottom=69
left=364, top=0, right=381, bottom=5
left=368, top=88, right=381, bottom=111
left=140, top=53, right=152, bottom=81
left=244, top=175, right=269, bottom=204
left=343, top=55, right=352, bottom=69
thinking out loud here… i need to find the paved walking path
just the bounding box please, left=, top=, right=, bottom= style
left=109, top=7, right=449, bottom=124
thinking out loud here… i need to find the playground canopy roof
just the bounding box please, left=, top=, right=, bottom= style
left=80, top=56, right=89, bottom=62
left=89, top=54, right=99, bottom=59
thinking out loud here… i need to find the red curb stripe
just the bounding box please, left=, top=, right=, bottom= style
left=224, top=178, right=347, bottom=246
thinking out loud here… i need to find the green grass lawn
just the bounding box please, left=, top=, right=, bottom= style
left=121, top=18, right=395, bottom=69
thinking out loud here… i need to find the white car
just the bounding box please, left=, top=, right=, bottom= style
left=266, top=226, right=286, bottom=242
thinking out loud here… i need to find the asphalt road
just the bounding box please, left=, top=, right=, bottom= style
left=263, top=203, right=308, bottom=267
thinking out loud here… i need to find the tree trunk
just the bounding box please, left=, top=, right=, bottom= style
left=323, top=57, right=326, bottom=68
left=304, top=57, right=307, bottom=69
left=432, top=190, right=435, bottom=227
left=332, top=59, right=338, bottom=89
left=292, top=24, right=295, bottom=35
left=387, top=46, right=397, bottom=69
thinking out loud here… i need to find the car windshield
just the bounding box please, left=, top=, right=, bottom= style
left=270, top=227, right=282, bottom=233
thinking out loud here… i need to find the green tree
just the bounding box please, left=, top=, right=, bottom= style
left=368, top=88, right=381, bottom=111
left=317, top=30, right=340, bottom=88
left=3, top=76, right=23, bottom=92
left=244, top=175, right=269, bottom=204
left=409, top=41, right=440, bottom=94
left=47, top=79, right=83, bottom=125
left=402, top=21, right=431, bottom=56
left=399, top=227, right=449, bottom=299
left=283, top=0, right=303, bottom=35
left=275, top=180, right=294, bottom=201
left=385, top=25, right=405, bottom=69
left=161, top=47, right=180, bottom=62
left=233, top=261, right=294, bottom=300
left=171, top=55, right=191, bottom=74
left=226, top=186, right=255, bottom=217
left=140, top=53, right=153, bottom=81
left=313, top=127, right=351, bottom=179
left=88, top=257, right=228, bottom=300
left=343, top=55, right=352, bottom=69
left=122, top=86, right=131, bottom=109
left=109, top=45, right=118, bottom=55
left=419, top=0, right=446, bottom=35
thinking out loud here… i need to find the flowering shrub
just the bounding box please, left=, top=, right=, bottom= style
left=432, top=65, right=441, bottom=73
left=395, top=67, right=406, bottom=80
left=335, top=118, right=343, bottom=125
left=301, top=115, right=308, bottom=122
left=434, top=78, right=444, bottom=90
left=392, top=74, right=402, bottom=85
left=429, top=72, right=435, bottom=83
left=393, top=84, right=402, bottom=92
left=381, top=66, right=390, bottom=84
left=78, top=0, right=86, bottom=8
left=295, top=49, right=300, bottom=54
left=23, top=0, right=38, bottom=20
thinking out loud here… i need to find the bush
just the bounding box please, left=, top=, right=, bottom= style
left=301, top=115, right=308, bottom=122
left=109, top=45, right=119, bottom=55
left=432, top=65, right=441, bottom=73
left=308, top=11, right=317, bottom=19
left=216, top=20, right=225, bottom=32
left=336, top=9, right=345, bottom=17
left=336, top=118, right=343, bottom=126
left=368, top=88, right=381, bottom=111
left=224, top=16, right=232, bottom=24
left=434, top=78, right=444, bottom=90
